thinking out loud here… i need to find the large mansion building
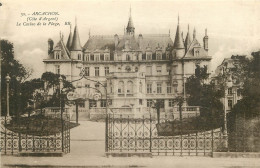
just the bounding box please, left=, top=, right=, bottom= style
left=43, top=10, right=211, bottom=119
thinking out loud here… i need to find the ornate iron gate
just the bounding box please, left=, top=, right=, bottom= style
left=107, top=114, right=227, bottom=156
left=0, top=113, right=70, bottom=155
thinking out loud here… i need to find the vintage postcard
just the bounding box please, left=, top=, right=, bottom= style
left=1, top=0, right=260, bottom=167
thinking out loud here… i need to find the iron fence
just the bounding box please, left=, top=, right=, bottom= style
left=0, top=112, right=70, bottom=155
left=107, top=114, right=227, bottom=156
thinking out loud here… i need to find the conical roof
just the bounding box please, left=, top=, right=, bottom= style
left=173, top=19, right=184, bottom=49
left=70, top=25, right=82, bottom=51
left=66, top=26, right=73, bottom=50
left=184, top=25, right=191, bottom=49
left=127, top=16, right=134, bottom=28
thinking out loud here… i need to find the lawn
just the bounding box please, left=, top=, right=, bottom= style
left=5, top=115, right=79, bottom=136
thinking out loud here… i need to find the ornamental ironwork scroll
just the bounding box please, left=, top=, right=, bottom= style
left=0, top=113, right=70, bottom=155
left=107, top=114, right=228, bottom=156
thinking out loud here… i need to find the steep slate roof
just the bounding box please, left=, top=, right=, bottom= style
left=70, top=25, right=82, bottom=51
left=66, top=26, right=73, bottom=50
left=184, top=25, right=191, bottom=50
left=173, top=24, right=185, bottom=49
left=51, top=39, right=71, bottom=59
left=83, top=34, right=173, bottom=53
left=83, top=35, right=115, bottom=52
left=139, top=34, right=173, bottom=53
left=127, top=15, right=134, bottom=29
left=184, top=38, right=207, bottom=58
left=116, top=35, right=139, bottom=51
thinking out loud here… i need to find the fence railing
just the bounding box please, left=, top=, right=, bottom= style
left=0, top=113, right=70, bottom=155
left=106, top=114, right=227, bottom=156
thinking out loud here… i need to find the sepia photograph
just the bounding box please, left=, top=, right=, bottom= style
left=0, top=0, right=260, bottom=167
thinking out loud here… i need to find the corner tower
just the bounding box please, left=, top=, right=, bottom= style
left=172, top=16, right=185, bottom=58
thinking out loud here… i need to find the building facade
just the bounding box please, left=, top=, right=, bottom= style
left=214, top=55, right=245, bottom=113
left=43, top=10, right=211, bottom=119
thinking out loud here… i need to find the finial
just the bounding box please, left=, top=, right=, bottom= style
left=188, top=24, right=189, bottom=31
left=169, top=29, right=170, bottom=36
left=89, top=29, right=91, bottom=38
left=70, top=24, right=72, bottom=31
left=205, top=28, right=207, bottom=36
left=130, top=5, right=132, bottom=17
left=178, top=13, right=179, bottom=25
left=193, top=27, right=196, bottom=39
left=75, top=16, right=77, bottom=26
left=60, top=31, right=62, bottom=39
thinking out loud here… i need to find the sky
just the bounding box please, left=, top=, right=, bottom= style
left=0, top=0, right=260, bottom=79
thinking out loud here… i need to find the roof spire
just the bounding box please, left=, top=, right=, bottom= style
left=89, top=28, right=91, bottom=38
left=126, top=6, right=135, bottom=36
left=66, top=24, right=73, bottom=49
left=130, top=5, right=132, bottom=17
left=205, top=28, right=207, bottom=36
left=193, top=27, right=196, bottom=40
left=185, top=24, right=191, bottom=51
left=70, top=18, right=82, bottom=51
left=178, top=13, right=179, bottom=25
left=173, top=15, right=184, bottom=49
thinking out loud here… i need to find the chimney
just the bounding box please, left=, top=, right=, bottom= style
left=48, top=38, right=54, bottom=55
left=203, top=29, right=208, bottom=51
left=114, top=34, right=119, bottom=47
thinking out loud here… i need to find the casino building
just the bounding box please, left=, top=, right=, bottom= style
left=43, top=9, right=211, bottom=119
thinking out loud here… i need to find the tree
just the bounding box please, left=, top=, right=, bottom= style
left=227, top=52, right=260, bottom=152
left=1, top=40, right=32, bottom=116
left=185, top=65, right=224, bottom=119
left=231, top=51, right=260, bottom=118
left=41, top=72, right=75, bottom=107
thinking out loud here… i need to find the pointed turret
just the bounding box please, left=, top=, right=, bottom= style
left=172, top=15, right=185, bottom=58
left=184, top=24, right=191, bottom=52
left=173, top=15, right=185, bottom=49
left=70, top=18, right=82, bottom=51
left=193, top=27, right=196, bottom=40
left=66, top=25, right=73, bottom=50
left=126, top=6, right=135, bottom=36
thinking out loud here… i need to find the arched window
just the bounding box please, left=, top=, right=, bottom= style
left=118, top=81, right=124, bottom=93
left=78, top=54, right=81, bottom=60
left=127, top=81, right=133, bottom=94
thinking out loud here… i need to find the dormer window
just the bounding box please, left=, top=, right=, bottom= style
left=156, top=52, right=162, bottom=60
left=55, top=53, right=60, bottom=59
left=86, top=54, right=90, bottom=61
left=126, top=54, right=131, bottom=61
left=146, top=53, right=152, bottom=60
left=105, top=54, right=110, bottom=61
left=94, top=54, right=100, bottom=61
left=194, top=50, right=200, bottom=57
left=78, top=54, right=81, bottom=60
